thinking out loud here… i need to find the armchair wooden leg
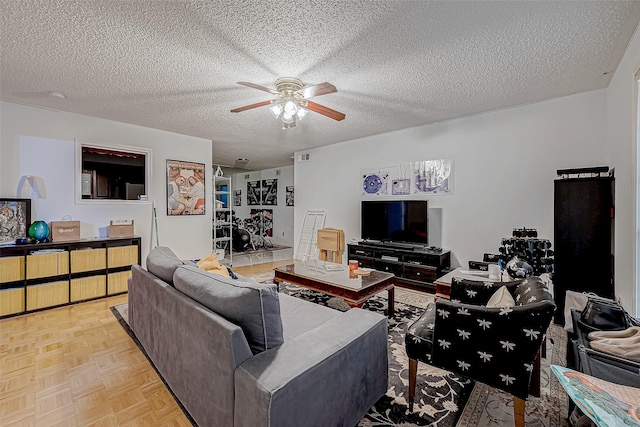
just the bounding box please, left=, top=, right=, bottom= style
left=513, top=397, right=525, bottom=427
left=409, top=358, right=418, bottom=411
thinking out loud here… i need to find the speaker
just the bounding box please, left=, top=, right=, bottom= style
left=428, top=207, right=442, bottom=248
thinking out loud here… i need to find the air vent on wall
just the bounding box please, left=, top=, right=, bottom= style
left=244, top=174, right=250, bottom=179
left=275, top=169, right=281, bottom=176
left=298, top=153, right=310, bottom=162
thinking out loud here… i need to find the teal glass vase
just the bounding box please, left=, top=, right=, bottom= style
left=28, top=221, right=49, bottom=240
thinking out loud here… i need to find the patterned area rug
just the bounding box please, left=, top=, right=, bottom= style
left=111, top=272, right=568, bottom=427
left=276, top=281, right=472, bottom=426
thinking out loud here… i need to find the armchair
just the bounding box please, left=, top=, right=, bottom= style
left=405, top=277, right=555, bottom=427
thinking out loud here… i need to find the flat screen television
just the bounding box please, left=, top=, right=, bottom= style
left=361, top=200, right=428, bottom=245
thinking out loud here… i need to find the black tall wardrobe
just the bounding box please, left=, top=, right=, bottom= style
left=553, top=173, right=615, bottom=324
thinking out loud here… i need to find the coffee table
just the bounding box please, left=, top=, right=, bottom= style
left=273, top=261, right=395, bottom=317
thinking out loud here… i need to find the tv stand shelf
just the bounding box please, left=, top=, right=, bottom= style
left=348, top=242, right=450, bottom=293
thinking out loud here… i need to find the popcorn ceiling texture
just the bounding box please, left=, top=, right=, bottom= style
left=1, top=1, right=639, bottom=170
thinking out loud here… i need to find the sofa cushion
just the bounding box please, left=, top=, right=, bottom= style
left=173, top=265, right=284, bottom=354
left=278, top=293, right=341, bottom=340
left=146, top=246, right=195, bottom=285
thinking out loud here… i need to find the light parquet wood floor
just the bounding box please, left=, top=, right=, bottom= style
left=0, top=261, right=290, bottom=427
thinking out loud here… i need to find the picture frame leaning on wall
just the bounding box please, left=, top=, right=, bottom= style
left=0, top=198, right=32, bottom=243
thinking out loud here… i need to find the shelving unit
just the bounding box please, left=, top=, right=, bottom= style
left=554, top=175, right=614, bottom=324
left=0, top=236, right=141, bottom=317
left=347, top=242, right=450, bottom=293
left=213, top=174, right=233, bottom=265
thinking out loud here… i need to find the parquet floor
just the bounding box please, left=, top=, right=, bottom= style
left=0, top=260, right=291, bottom=426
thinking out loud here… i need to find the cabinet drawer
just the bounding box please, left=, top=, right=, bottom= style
left=71, top=249, right=106, bottom=273
left=350, top=248, right=374, bottom=258
left=108, top=271, right=131, bottom=295
left=0, top=256, right=24, bottom=283
left=71, top=276, right=106, bottom=302
left=108, top=245, right=139, bottom=268
left=0, top=287, right=25, bottom=316
left=26, top=252, right=68, bottom=279
left=374, top=260, right=403, bottom=276
left=353, top=257, right=375, bottom=268
left=26, top=281, right=69, bottom=311
left=404, top=265, right=437, bottom=281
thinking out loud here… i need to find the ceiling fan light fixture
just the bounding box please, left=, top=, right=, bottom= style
left=231, top=77, right=345, bottom=129
left=269, top=103, right=283, bottom=119
left=282, top=112, right=294, bottom=123
left=296, top=107, right=308, bottom=120
left=284, top=100, right=297, bottom=116
left=282, top=120, right=296, bottom=129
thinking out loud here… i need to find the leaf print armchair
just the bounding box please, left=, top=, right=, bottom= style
left=405, top=276, right=555, bottom=427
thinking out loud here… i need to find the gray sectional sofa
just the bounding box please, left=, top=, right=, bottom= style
left=128, top=247, right=389, bottom=427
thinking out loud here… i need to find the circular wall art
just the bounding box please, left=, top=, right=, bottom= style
left=363, top=174, right=383, bottom=194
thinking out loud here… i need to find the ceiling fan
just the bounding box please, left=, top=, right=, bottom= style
left=230, top=77, right=345, bottom=129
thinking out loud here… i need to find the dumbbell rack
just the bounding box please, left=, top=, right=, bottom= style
left=498, top=228, right=554, bottom=276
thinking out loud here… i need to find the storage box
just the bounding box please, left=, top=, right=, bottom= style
left=50, top=221, right=81, bottom=242
left=108, top=220, right=135, bottom=238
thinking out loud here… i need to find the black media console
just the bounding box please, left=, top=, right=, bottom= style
left=347, top=242, right=451, bottom=293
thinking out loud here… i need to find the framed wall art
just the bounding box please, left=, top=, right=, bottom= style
left=0, top=198, right=31, bottom=242
left=247, top=180, right=261, bottom=206
left=167, top=160, right=206, bottom=215
left=262, top=179, right=278, bottom=205
left=286, top=186, right=294, bottom=206
left=360, top=159, right=454, bottom=197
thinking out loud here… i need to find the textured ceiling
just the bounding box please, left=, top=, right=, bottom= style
left=2, top=1, right=640, bottom=171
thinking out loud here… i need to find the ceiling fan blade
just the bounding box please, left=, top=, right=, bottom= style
left=230, top=100, right=272, bottom=113
left=296, top=82, right=337, bottom=99
left=237, top=81, right=279, bottom=95
left=306, top=100, right=346, bottom=121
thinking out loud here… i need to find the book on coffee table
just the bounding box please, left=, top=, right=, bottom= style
left=322, top=263, right=344, bottom=271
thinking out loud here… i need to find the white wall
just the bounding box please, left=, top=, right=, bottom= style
left=0, top=102, right=212, bottom=261
left=607, top=24, right=640, bottom=314
left=295, top=90, right=608, bottom=274
left=231, top=165, right=294, bottom=247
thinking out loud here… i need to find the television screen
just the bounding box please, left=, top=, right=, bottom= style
left=361, top=200, right=428, bottom=244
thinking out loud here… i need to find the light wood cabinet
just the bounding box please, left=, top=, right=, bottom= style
left=108, top=271, right=132, bottom=295
left=108, top=245, right=138, bottom=268
left=0, top=237, right=140, bottom=318
left=71, top=248, right=106, bottom=273
left=71, top=276, right=106, bottom=302
left=27, top=281, right=69, bottom=310
left=0, top=288, right=25, bottom=316
left=26, top=252, right=68, bottom=279
left=0, top=256, right=24, bottom=283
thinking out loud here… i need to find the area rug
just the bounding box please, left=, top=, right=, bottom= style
left=111, top=273, right=568, bottom=427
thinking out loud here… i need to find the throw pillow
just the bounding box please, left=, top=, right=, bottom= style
left=487, top=285, right=516, bottom=308
left=173, top=265, right=284, bottom=354
left=146, top=246, right=193, bottom=286
left=196, top=252, right=231, bottom=279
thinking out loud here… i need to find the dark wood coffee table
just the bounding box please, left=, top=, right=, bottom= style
left=273, top=262, right=395, bottom=317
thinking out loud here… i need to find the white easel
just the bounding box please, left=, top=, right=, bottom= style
left=294, top=210, right=326, bottom=261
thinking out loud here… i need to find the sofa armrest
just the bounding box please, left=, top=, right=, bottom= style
left=234, top=308, right=388, bottom=427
